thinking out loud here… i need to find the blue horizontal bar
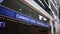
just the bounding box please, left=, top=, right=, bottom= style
left=0, top=6, right=51, bottom=29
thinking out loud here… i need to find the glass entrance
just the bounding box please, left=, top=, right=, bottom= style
left=39, top=27, right=48, bottom=34
left=0, top=18, right=49, bottom=34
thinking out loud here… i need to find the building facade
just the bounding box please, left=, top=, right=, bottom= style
left=20, top=0, right=59, bottom=34
left=0, top=0, right=59, bottom=34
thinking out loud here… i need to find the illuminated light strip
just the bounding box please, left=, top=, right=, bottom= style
left=38, top=0, right=45, bottom=7
left=0, top=6, right=51, bottom=29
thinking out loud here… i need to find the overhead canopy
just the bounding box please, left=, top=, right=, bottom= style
left=0, top=6, right=51, bottom=30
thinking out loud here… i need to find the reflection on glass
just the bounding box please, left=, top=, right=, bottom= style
left=0, top=22, right=5, bottom=28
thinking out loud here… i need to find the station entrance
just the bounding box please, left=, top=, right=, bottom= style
left=0, top=0, right=51, bottom=34
left=0, top=17, right=50, bottom=34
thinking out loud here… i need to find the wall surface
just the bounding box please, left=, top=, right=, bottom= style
left=55, top=21, right=60, bottom=34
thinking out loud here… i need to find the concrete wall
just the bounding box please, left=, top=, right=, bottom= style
left=55, top=21, right=60, bottom=34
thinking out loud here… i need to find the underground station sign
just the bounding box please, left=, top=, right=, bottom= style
left=0, top=6, right=51, bottom=29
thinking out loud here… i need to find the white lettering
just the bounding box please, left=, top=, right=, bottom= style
left=16, top=14, right=29, bottom=21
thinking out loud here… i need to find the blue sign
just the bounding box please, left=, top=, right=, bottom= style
left=0, top=6, right=51, bottom=29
